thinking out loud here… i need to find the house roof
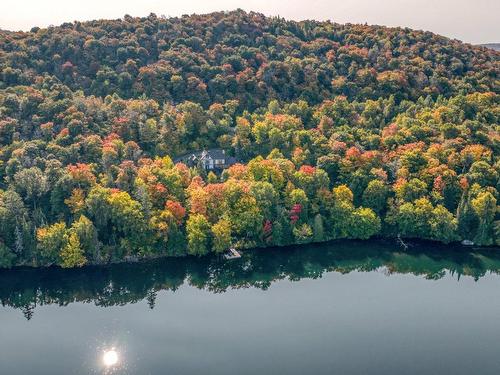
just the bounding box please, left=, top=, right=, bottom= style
left=174, top=148, right=228, bottom=163
left=201, top=149, right=226, bottom=160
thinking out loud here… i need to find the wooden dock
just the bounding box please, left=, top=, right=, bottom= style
left=223, top=248, right=241, bottom=260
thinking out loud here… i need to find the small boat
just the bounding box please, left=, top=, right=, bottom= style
left=461, top=239, right=475, bottom=246
left=223, top=247, right=241, bottom=260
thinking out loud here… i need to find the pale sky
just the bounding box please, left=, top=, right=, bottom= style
left=0, top=0, right=498, bottom=44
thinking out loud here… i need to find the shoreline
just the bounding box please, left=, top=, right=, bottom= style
left=2, top=236, right=498, bottom=271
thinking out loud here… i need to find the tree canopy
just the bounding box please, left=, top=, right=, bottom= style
left=0, top=10, right=498, bottom=267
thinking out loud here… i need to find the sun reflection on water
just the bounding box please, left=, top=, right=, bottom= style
left=103, top=348, right=119, bottom=367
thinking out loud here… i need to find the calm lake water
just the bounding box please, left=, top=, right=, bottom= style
left=1, top=240, right=500, bottom=375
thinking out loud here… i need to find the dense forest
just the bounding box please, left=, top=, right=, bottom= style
left=0, top=10, right=499, bottom=268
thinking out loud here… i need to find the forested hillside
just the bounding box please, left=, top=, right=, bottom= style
left=0, top=10, right=499, bottom=268
left=482, top=44, right=500, bottom=52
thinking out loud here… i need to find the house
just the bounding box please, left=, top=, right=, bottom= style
left=174, top=149, right=237, bottom=171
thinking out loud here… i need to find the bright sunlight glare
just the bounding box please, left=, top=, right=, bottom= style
left=103, top=349, right=119, bottom=367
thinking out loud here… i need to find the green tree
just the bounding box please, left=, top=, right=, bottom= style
left=348, top=208, right=381, bottom=240
left=362, top=180, right=389, bottom=213
left=211, top=219, right=232, bottom=253
left=0, top=190, right=29, bottom=253
left=456, top=190, right=478, bottom=240
left=0, top=242, right=16, bottom=268
left=329, top=185, right=355, bottom=238
left=187, top=214, right=211, bottom=256
left=389, top=198, right=434, bottom=239
left=471, top=191, right=497, bottom=246
left=250, top=181, right=278, bottom=219
left=467, top=161, right=498, bottom=187
left=60, top=232, right=87, bottom=268
left=313, top=214, right=326, bottom=242
left=395, top=178, right=428, bottom=202
left=293, top=223, right=313, bottom=244
left=207, top=171, right=218, bottom=183
left=71, top=215, right=99, bottom=261
left=224, top=181, right=263, bottom=243
left=36, top=222, right=68, bottom=266
left=429, top=205, right=459, bottom=244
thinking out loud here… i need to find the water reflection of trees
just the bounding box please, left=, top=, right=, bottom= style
left=1, top=240, right=499, bottom=319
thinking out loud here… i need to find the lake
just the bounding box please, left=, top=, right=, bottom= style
left=1, top=240, right=500, bottom=375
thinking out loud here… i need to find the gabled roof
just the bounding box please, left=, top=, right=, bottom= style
left=174, top=148, right=229, bottom=164
left=201, top=149, right=226, bottom=160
